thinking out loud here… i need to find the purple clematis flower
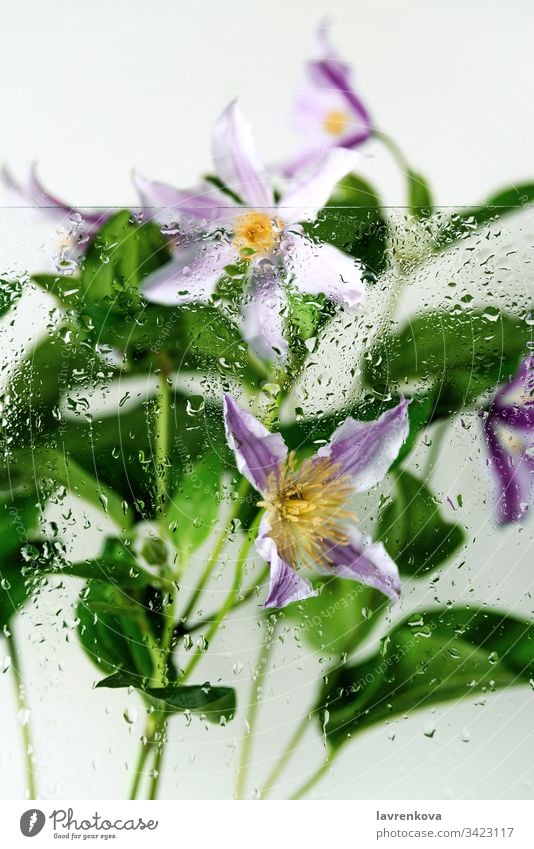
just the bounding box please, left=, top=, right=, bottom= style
left=484, top=356, right=534, bottom=524
left=2, top=164, right=109, bottom=240
left=284, top=20, right=372, bottom=177
left=137, top=100, right=365, bottom=359
left=223, top=394, right=409, bottom=608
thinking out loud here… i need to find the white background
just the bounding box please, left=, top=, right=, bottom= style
left=0, top=0, right=533, bottom=801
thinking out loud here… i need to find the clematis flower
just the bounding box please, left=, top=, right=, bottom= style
left=484, top=356, right=534, bottom=524
left=137, top=100, right=365, bottom=359
left=284, top=20, right=372, bottom=176
left=223, top=393, right=409, bottom=608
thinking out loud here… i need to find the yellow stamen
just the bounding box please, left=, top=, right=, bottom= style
left=258, top=451, right=355, bottom=569
left=323, top=109, right=348, bottom=137
left=233, top=211, right=281, bottom=261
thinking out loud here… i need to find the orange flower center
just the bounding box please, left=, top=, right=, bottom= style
left=233, top=212, right=281, bottom=260
left=323, top=109, right=349, bottom=137
left=257, top=452, right=354, bottom=568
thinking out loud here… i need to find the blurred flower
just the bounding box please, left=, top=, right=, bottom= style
left=484, top=355, right=534, bottom=524
left=2, top=164, right=109, bottom=239
left=138, top=100, right=365, bottom=359
left=284, top=20, right=372, bottom=176
left=223, top=393, right=409, bottom=608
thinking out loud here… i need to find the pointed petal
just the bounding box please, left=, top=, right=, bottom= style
left=322, top=528, right=400, bottom=602
left=494, top=355, right=534, bottom=409
left=141, top=240, right=231, bottom=305
left=2, top=164, right=107, bottom=232
left=223, top=395, right=288, bottom=494
left=132, top=172, right=229, bottom=227
left=282, top=232, right=365, bottom=307
left=279, top=147, right=358, bottom=224
left=485, top=417, right=534, bottom=524
left=242, top=262, right=288, bottom=361
left=211, top=100, right=272, bottom=209
left=317, top=399, right=410, bottom=490
left=256, top=515, right=316, bottom=608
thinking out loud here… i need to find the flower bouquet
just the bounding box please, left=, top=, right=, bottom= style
left=1, top=22, right=532, bottom=800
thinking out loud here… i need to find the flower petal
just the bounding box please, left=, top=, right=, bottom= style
left=141, top=239, right=232, bottom=305
left=223, top=394, right=288, bottom=494
left=2, top=164, right=107, bottom=233
left=485, top=417, right=534, bottom=524
left=291, top=85, right=371, bottom=147
left=132, top=172, right=229, bottom=227
left=309, top=21, right=372, bottom=132
left=282, top=232, right=365, bottom=308
left=279, top=147, right=358, bottom=224
left=494, top=355, right=534, bottom=409
left=211, top=100, right=273, bottom=209
left=317, top=399, right=410, bottom=490
left=256, top=515, right=316, bottom=608
left=321, top=528, right=400, bottom=602
left=242, top=262, right=288, bottom=361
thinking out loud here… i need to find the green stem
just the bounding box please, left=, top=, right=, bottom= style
left=383, top=270, right=407, bottom=326
left=235, top=622, right=276, bottom=799
left=290, top=755, right=336, bottom=800
left=148, top=722, right=166, bottom=801
left=181, top=514, right=262, bottom=684
left=179, top=475, right=251, bottom=624
left=175, top=564, right=270, bottom=638
left=155, top=370, right=170, bottom=537
left=130, top=369, right=174, bottom=800
left=6, top=629, right=37, bottom=799
left=373, top=128, right=412, bottom=176
left=129, top=715, right=158, bottom=800
left=258, top=713, right=309, bottom=800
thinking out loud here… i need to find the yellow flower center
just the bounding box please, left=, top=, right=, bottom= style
left=257, top=452, right=354, bottom=568
left=233, top=212, right=281, bottom=260
left=323, top=109, right=349, bottom=137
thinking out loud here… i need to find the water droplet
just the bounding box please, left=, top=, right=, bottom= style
left=196, top=635, right=208, bottom=653
left=123, top=706, right=138, bottom=725
left=17, top=708, right=31, bottom=726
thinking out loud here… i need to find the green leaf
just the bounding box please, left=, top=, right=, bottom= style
left=96, top=671, right=236, bottom=723
left=320, top=607, right=534, bottom=750
left=0, top=496, right=39, bottom=559
left=166, top=453, right=224, bottom=561
left=56, top=537, right=157, bottom=587
left=363, top=309, right=531, bottom=416
left=79, top=211, right=171, bottom=307
left=285, top=579, right=387, bottom=656
left=0, top=495, right=42, bottom=626
left=4, top=328, right=114, bottom=447
left=378, top=470, right=465, bottom=577
left=0, top=278, right=22, bottom=317
left=407, top=170, right=433, bottom=217
left=0, top=547, right=39, bottom=627
left=308, top=174, right=389, bottom=275
left=77, top=581, right=164, bottom=680
left=46, top=450, right=130, bottom=528
left=436, top=182, right=534, bottom=250
left=60, top=395, right=229, bottom=523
